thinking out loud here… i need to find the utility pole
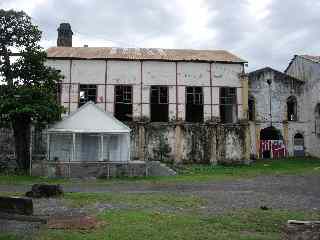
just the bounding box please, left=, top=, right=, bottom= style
left=267, top=78, right=272, bottom=126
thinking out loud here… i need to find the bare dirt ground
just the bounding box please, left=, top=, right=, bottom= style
left=1, top=174, right=320, bottom=215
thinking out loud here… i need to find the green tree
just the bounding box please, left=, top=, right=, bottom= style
left=0, top=9, right=64, bottom=172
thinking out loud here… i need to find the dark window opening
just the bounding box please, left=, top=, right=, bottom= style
left=287, top=96, right=297, bottom=121
left=79, top=84, right=97, bottom=107
left=150, top=86, right=168, bottom=122
left=248, top=96, right=255, bottom=121
left=114, top=85, right=133, bottom=121
left=186, top=87, right=203, bottom=122
left=220, top=87, right=237, bottom=123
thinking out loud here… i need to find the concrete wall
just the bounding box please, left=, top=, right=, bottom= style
left=248, top=67, right=311, bottom=158
left=46, top=59, right=245, bottom=121
left=127, top=122, right=250, bottom=165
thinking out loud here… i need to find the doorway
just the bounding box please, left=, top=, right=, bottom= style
left=293, top=133, right=304, bottom=157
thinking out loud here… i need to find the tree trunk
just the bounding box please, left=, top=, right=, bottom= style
left=12, top=116, right=31, bottom=172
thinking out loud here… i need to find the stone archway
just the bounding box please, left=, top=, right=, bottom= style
left=293, top=133, right=304, bottom=157
left=260, top=126, right=283, bottom=159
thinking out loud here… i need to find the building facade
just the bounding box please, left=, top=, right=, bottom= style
left=285, top=55, right=320, bottom=157
left=248, top=67, right=306, bottom=159
left=41, top=23, right=251, bottom=165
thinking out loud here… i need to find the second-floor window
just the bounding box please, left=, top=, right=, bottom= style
left=220, top=87, right=237, bottom=123
left=287, top=96, right=298, bottom=121
left=186, top=87, right=203, bottom=122
left=115, top=85, right=133, bottom=121
left=79, top=84, right=97, bottom=107
left=150, top=86, right=168, bottom=122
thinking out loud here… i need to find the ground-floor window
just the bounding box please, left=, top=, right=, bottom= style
left=150, top=86, right=168, bottom=122
left=186, top=86, right=203, bottom=122
left=219, top=87, right=237, bottom=123
left=114, top=85, right=133, bottom=121
left=79, top=84, right=97, bottom=107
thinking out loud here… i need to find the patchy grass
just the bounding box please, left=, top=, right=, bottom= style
left=0, top=234, right=18, bottom=240
left=172, top=157, right=320, bottom=181
left=0, top=158, right=319, bottom=186
left=64, top=192, right=205, bottom=210
left=34, top=209, right=320, bottom=240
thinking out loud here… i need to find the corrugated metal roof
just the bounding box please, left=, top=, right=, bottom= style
left=46, top=47, right=246, bottom=63
left=300, top=55, right=320, bottom=64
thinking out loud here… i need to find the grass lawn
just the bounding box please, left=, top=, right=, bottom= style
left=0, top=157, right=319, bottom=185
left=1, top=158, right=320, bottom=239
left=25, top=209, right=320, bottom=240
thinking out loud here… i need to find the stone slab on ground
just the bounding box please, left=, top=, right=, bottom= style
left=282, top=220, right=320, bottom=240
left=0, top=196, right=33, bottom=215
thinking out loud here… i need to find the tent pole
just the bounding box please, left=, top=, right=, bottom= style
left=101, top=134, right=104, bottom=161
left=29, top=125, right=33, bottom=176
left=71, top=133, right=75, bottom=178
left=46, top=132, right=50, bottom=161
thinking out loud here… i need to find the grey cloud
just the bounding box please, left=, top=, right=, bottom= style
left=31, top=0, right=184, bottom=47
left=1, top=0, right=320, bottom=72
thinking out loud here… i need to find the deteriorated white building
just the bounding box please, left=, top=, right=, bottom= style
left=248, top=55, right=320, bottom=159
left=37, top=22, right=251, bottom=174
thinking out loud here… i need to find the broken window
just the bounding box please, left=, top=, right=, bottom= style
left=219, top=87, right=237, bottom=123
left=150, top=86, right=168, bottom=122
left=79, top=84, right=97, bottom=107
left=186, top=87, right=203, bottom=122
left=287, top=96, right=297, bottom=121
left=248, top=95, right=255, bottom=121
left=114, top=85, right=133, bottom=121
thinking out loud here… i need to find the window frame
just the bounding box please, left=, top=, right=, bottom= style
left=79, top=84, right=97, bottom=107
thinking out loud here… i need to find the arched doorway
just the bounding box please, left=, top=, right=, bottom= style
left=293, top=133, right=304, bottom=157
left=260, top=126, right=285, bottom=159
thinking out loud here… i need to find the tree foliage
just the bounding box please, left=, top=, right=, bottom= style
left=0, top=9, right=64, bottom=171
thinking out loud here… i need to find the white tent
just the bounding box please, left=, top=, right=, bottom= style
left=47, top=101, right=131, bottom=163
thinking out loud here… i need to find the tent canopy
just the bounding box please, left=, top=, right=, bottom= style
left=48, top=101, right=131, bottom=133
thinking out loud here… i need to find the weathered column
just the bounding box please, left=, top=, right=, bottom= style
left=207, top=121, right=217, bottom=165
left=138, top=123, right=145, bottom=161
left=174, top=121, right=183, bottom=163
left=240, top=73, right=249, bottom=120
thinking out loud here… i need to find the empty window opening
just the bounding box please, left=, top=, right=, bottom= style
left=150, top=86, right=168, bottom=122
left=248, top=95, right=255, bottom=121
left=114, top=85, right=133, bottom=121
left=79, top=84, right=97, bottom=107
left=220, top=87, right=237, bottom=123
left=287, top=96, right=297, bottom=121
left=186, top=87, right=203, bottom=122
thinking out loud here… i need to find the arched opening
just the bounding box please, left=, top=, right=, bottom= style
left=260, top=126, right=285, bottom=159
left=293, top=133, right=304, bottom=157
left=287, top=96, right=297, bottom=121
left=248, top=95, right=255, bottom=121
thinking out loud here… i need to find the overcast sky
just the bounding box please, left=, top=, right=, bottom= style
left=1, top=0, right=319, bottom=71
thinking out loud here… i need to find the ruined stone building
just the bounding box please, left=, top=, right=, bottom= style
left=41, top=23, right=251, bottom=168
left=248, top=55, right=320, bottom=159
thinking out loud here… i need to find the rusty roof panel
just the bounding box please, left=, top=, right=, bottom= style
left=300, top=55, right=320, bottom=64
left=46, top=47, right=246, bottom=63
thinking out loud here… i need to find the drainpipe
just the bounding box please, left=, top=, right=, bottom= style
left=267, top=78, right=272, bottom=126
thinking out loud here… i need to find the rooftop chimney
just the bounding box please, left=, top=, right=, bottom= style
left=57, top=23, right=73, bottom=47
